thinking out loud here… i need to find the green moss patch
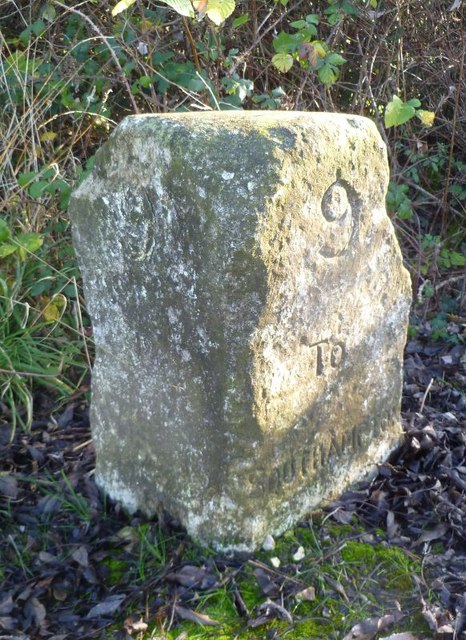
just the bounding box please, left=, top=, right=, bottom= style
left=157, top=520, right=431, bottom=640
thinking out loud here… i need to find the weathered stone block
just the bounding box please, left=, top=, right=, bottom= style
left=70, top=112, right=411, bottom=551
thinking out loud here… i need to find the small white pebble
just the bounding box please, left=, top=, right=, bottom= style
left=270, top=557, right=281, bottom=568
left=292, top=546, right=305, bottom=562
left=262, top=534, right=275, bottom=551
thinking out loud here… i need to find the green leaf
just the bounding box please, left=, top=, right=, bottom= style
left=232, top=13, right=249, bottom=28
left=16, top=232, right=44, bottom=253
left=326, top=53, right=346, bottom=66
left=44, top=180, right=70, bottom=204
left=18, top=171, right=37, bottom=187
left=340, top=0, right=359, bottom=15
left=272, top=86, right=286, bottom=97
left=42, top=4, right=57, bottom=22
left=0, top=219, right=11, bottom=242
left=111, top=0, right=136, bottom=16
left=41, top=167, right=55, bottom=180
left=20, top=27, right=32, bottom=45
left=159, top=0, right=194, bottom=17
left=449, top=251, right=466, bottom=266
left=326, top=11, right=341, bottom=26
left=152, top=50, right=174, bottom=66
left=206, top=0, right=235, bottom=25
left=449, top=184, right=466, bottom=200
left=0, top=244, right=18, bottom=258
left=300, top=25, right=318, bottom=38
left=139, top=74, right=153, bottom=88
left=406, top=98, right=421, bottom=108
left=290, top=20, right=307, bottom=29
left=31, top=20, right=46, bottom=37
left=318, top=63, right=336, bottom=85
left=272, top=52, right=294, bottom=73
left=384, top=95, right=416, bottom=128
left=30, top=280, right=51, bottom=296
left=29, top=181, right=49, bottom=199
left=273, top=31, right=299, bottom=53
left=398, top=201, right=413, bottom=220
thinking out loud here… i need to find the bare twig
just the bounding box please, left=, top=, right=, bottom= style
left=436, top=10, right=465, bottom=236
left=419, top=378, right=434, bottom=415
left=182, top=17, right=201, bottom=73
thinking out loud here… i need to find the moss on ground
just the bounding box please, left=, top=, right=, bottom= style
left=154, top=520, right=432, bottom=640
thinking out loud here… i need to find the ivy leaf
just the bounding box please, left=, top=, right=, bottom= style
left=272, top=52, right=294, bottom=73
left=206, top=0, right=235, bottom=25
left=18, top=171, right=37, bottom=187
left=384, top=95, right=416, bottom=128
left=29, top=181, right=49, bottom=199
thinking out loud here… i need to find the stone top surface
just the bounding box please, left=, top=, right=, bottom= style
left=116, top=110, right=379, bottom=137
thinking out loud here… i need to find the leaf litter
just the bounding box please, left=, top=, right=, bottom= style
left=0, top=335, right=464, bottom=639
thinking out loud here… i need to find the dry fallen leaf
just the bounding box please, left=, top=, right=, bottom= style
left=24, top=596, right=46, bottom=628
left=86, top=594, right=126, bottom=619
left=166, top=565, right=217, bottom=590
left=124, top=614, right=148, bottom=633
left=0, top=593, right=14, bottom=616
left=71, top=545, right=89, bottom=568
left=0, top=476, right=18, bottom=499
left=342, top=612, right=402, bottom=640
left=174, top=605, right=219, bottom=626
left=296, top=586, right=316, bottom=602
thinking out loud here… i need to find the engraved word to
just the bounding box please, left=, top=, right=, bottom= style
left=302, top=337, right=346, bottom=376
